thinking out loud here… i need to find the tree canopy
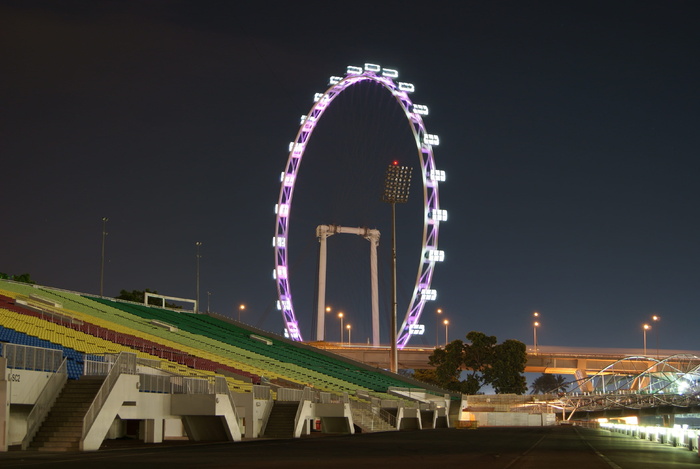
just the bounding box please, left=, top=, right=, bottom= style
left=530, top=373, right=569, bottom=394
left=417, top=331, right=528, bottom=395
left=0, top=272, right=36, bottom=284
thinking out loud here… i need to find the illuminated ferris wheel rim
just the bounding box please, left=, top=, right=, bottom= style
left=273, top=63, right=447, bottom=348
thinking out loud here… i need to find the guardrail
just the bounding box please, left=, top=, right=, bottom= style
left=21, top=357, right=68, bottom=450
left=1, top=343, right=63, bottom=372
left=82, top=352, right=137, bottom=439
left=601, top=422, right=699, bottom=451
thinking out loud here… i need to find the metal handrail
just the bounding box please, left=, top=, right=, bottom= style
left=82, top=352, right=137, bottom=438
left=350, top=398, right=396, bottom=430
left=21, top=357, right=68, bottom=449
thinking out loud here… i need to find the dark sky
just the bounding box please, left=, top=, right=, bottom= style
left=2, top=1, right=699, bottom=352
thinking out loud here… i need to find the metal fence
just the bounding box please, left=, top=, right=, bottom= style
left=1, top=343, right=63, bottom=372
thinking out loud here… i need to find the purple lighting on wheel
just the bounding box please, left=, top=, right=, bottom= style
left=274, top=64, right=446, bottom=347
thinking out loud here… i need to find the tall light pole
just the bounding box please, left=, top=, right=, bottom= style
left=195, top=241, right=202, bottom=313
left=533, top=312, right=540, bottom=354
left=652, top=314, right=660, bottom=358
left=324, top=306, right=331, bottom=341
left=443, top=319, right=449, bottom=345
left=382, top=162, right=412, bottom=373
left=100, top=217, right=108, bottom=297
left=338, top=312, right=344, bottom=344
left=238, top=304, right=245, bottom=322
left=346, top=324, right=352, bottom=345
left=206, top=291, right=212, bottom=313
left=643, top=323, right=651, bottom=356
left=435, top=308, right=442, bottom=347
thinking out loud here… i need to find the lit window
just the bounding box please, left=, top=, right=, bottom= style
left=283, top=173, right=295, bottom=187
left=382, top=68, right=398, bottom=78
left=421, top=289, right=437, bottom=301
left=426, top=249, right=445, bottom=262
left=329, top=76, right=342, bottom=85
left=272, top=236, right=286, bottom=248
left=346, top=65, right=363, bottom=74
left=276, top=204, right=290, bottom=217
left=398, top=82, right=415, bottom=92
left=364, top=63, right=381, bottom=72
left=430, top=209, right=448, bottom=222
left=313, top=93, right=324, bottom=102
left=276, top=266, right=288, bottom=279
left=423, top=134, right=440, bottom=146
left=412, top=104, right=429, bottom=115
left=429, top=169, right=446, bottom=182
left=409, top=324, right=425, bottom=335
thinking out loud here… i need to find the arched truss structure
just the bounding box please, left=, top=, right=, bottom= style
left=560, top=354, right=700, bottom=413
left=273, top=63, right=446, bottom=347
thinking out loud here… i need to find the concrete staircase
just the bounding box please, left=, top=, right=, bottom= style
left=263, top=401, right=298, bottom=438
left=351, top=406, right=396, bottom=433
left=29, top=376, right=105, bottom=451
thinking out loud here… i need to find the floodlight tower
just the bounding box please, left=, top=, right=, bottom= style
left=382, top=162, right=412, bottom=373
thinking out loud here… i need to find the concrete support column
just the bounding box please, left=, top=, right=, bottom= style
left=143, top=419, right=164, bottom=444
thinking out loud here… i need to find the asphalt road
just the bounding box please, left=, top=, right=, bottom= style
left=1, top=426, right=698, bottom=468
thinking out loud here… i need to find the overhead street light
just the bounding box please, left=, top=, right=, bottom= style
left=643, top=323, right=651, bottom=356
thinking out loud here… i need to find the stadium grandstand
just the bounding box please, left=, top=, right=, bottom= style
left=0, top=279, right=456, bottom=451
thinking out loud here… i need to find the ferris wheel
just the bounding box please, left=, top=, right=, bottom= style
left=273, top=63, right=447, bottom=349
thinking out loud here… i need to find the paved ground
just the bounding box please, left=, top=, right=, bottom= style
left=2, top=426, right=699, bottom=468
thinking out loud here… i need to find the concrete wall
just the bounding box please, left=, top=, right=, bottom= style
left=1, top=358, right=7, bottom=451
left=467, top=412, right=556, bottom=427
left=5, top=369, right=51, bottom=405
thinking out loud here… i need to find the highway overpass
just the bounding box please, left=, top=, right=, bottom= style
left=310, top=343, right=700, bottom=375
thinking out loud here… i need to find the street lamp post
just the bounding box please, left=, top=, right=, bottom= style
left=643, top=323, right=651, bottom=356
left=238, top=304, right=245, bottom=322
left=324, top=306, right=331, bottom=342
left=338, top=312, right=344, bottom=344
left=436, top=308, right=442, bottom=347
left=382, top=162, right=412, bottom=373
left=195, top=242, right=202, bottom=313
left=533, top=312, right=540, bottom=354
left=206, top=291, right=212, bottom=313
left=100, top=217, right=108, bottom=297
left=346, top=324, right=352, bottom=345
left=652, top=314, right=660, bottom=358
left=443, top=319, right=449, bottom=345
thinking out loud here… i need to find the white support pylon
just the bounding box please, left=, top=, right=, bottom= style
left=316, top=225, right=381, bottom=346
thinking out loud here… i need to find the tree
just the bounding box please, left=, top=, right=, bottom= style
left=487, top=339, right=528, bottom=394
left=425, top=331, right=528, bottom=395
left=428, top=340, right=466, bottom=392
left=411, top=369, right=442, bottom=387
left=530, top=374, right=569, bottom=394
left=0, top=272, right=36, bottom=284
left=463, top=331, right=498, bottom=394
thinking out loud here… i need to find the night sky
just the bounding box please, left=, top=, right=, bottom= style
left=2, top=1, right=699, bottom=352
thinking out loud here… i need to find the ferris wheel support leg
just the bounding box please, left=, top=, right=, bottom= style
left=368, top=232, right=380, bottom=347
left=316, top=228, right=330, bottom=341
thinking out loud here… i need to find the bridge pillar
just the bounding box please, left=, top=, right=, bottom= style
left=662, top=414, right=675, bottom=428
